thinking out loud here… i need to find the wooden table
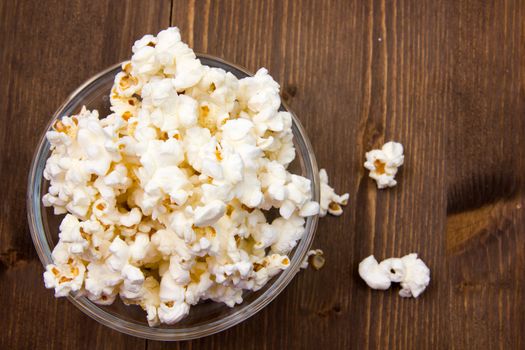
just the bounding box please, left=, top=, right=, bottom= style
left=1, top=1, right=524, bottom=348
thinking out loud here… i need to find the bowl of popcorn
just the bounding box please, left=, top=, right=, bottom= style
left=27, top=27, right=321, bottom=340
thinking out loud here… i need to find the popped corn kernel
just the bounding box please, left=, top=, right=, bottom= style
left=364, top=141, right=404, bottom=189
left=358, top=253, right=430, bottom=298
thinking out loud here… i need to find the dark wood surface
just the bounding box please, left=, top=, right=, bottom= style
left=1, top=0, right=524, bottom=349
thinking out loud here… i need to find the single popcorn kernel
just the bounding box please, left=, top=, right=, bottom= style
left=364, top=141, right=404, bottom=189
left=373, top=159, right=386, bottom=175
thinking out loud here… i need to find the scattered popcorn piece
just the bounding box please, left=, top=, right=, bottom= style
left=319, top=169, right=349, bottom=217
left=397, top=254, right=431, bottom=298
left=42, top=27, right=347, bottom=326
left=358, top=253, right=430, bottom=298
left=358, top=255, right=392, bottom=290
left=300, top=249, right=325, bottom=270
left=364, top=141, right=404, bottom=189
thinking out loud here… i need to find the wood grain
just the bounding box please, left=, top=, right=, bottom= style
left=1, top=0, right=524, bottom=349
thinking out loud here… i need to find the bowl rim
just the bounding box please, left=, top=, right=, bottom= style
left=27, top=54, right=320, bottom=341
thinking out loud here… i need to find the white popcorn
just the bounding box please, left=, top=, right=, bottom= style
left=58, top=214, right=89, bottom=254
left=397, top=254, right=431, bottom=298
left=185, top=272, right=214, bottom=305
left=141, top=277, right=161, bottom=326
left=42, top=27, right=339, bottom=327
left=193, top=200, right=226, bottom=227
left=358, top=254, right=430, bottom=298
left=129, top=232, right=158, bottom=265
left=270, top=214, right=306, bottom=254
left=120, top=264, right=146, bottom=300
left=44, top=257, right=85, bottom=297
left=158, top=272, right=191, bottom=324
left=151, top=228, right=192, bottom=260
left=364, top=141, right=404, bottom=189
left=358, top=255, right=392, bottom=290
left=319, top=169, right=349, bottom=217
left=84, top=261, right=122, bottom=304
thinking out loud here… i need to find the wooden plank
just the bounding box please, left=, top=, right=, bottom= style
left=445, top=0, right=525, bottom=349
left=1, top=0, right=524, bottom=348
left=0, top=0, right=171, bottom=348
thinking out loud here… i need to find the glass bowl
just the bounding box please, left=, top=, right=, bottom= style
left=27, top=54, right=319, bottom=341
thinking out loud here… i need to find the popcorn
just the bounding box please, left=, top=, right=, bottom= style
left=58, top=214, right=89, bottom=254
left=42, top=27, right=341, bottom=326
left=364, top=141, right=404, bottom=189
left=397, top=254, right=431, bottom=298
left=44, top=253, right=85, bottom=297
left=193, top=200, right=226, bottom=227
left=84, top=261, right=121, bottom=304
left=300, top=249, right=325, bottom=270
left=358, top=254, right=430, bottom=298
left=141, top=277, right=161, bottom=326
left=358, top=255, right=392, bottom=290
left=158, top=272, right=190, bottom=324
left=270, top=214, right=306, bottom=254
left=319, top=169, right=349, bottom=217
